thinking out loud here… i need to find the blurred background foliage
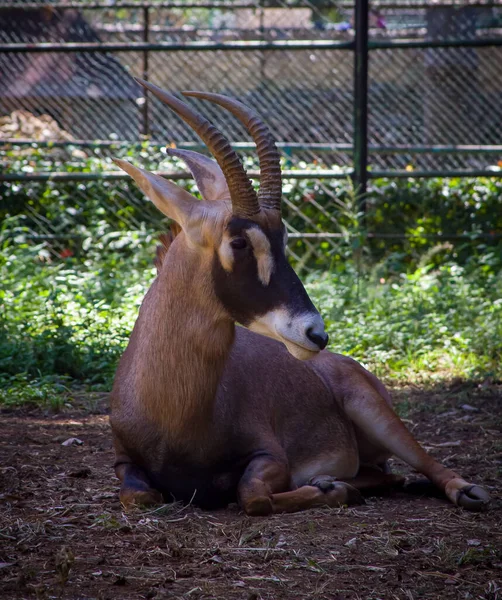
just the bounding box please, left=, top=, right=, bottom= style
left=1, top=0, right=502, bottom=408
left=1, top=147, right=501, bottom=409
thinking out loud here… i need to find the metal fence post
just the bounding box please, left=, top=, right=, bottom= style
left=142, top=5, right=150, bottom=138
left=353, top=0, right=369, bottom=210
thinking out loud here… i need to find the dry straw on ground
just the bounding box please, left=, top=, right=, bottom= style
left=0, top=382, right=501, bottom=599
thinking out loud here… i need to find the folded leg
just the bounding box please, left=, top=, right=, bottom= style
left=238, top=454, right=363, bottom=516
left=113, top=437, right=163, bottom=508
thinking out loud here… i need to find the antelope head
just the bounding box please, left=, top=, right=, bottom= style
left=115, top=80, right=328, bottom=360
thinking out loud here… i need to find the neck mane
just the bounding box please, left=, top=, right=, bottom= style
left=128, top=235, right=235, bottom=441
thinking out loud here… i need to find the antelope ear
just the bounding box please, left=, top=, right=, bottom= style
left=114, top=159, right=202, bottom=227
left=166, top=148, right=231, bottom=202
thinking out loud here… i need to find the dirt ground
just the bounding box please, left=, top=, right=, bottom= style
left=1, top=381, right=501, bottom=600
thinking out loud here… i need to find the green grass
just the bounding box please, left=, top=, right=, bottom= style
left=0, top=227, right=157, bottom=407
left=308, top=264, right=502, bottom=383
left=2, top=148, right=501, bottom=408
left=1, top=228, right=501, bottom=408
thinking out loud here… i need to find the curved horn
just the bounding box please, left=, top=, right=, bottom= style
left=135, top=78, right=259, bottom=218
left=183, top=91, right=282, bottom=212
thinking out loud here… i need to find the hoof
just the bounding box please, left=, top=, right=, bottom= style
left=308, top=475, right=340, bottom=493
left=340, top=483, right=365, bottom=506
left=308, top=476, right=365, bottom=507
left=325, top=482, right=365, bottom=507
left=456, top=485, right=491, bottom=512
left=120, top=486, right=163, bottom=509
left=243, top=495, right=273, bottom=516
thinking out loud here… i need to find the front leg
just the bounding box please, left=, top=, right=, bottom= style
left=237, top=453, right=290, bottom=515
left=115, top=461, right=163, bottom=508
left=238, top=454, right=363, bottom=516
left=113, top=437, right=163, bottom=508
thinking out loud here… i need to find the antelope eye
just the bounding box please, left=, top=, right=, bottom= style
left=230, top=237, right=247, bottom=250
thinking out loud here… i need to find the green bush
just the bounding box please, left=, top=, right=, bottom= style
left=1, top=144, right=501, bottom=406
left=308, top=263, right=502, bottom=382
left=2, top=144, right=501, bottom=275
left=283, top=174, right=502, bottom=273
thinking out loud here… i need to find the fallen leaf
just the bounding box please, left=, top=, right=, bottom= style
left=438, top=410, right=458, bottom=419
left=210, top=555, right=223, bottom=563
left=61, top=438, right=83, bottom=447
left=461, top=404, right=479, bottom=412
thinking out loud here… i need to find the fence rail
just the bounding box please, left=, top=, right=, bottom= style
left=1, top=0, right=502, bottom=267
left=1, top=1, right=501, bottom=7
left=3, top=36, right=502, bottom=52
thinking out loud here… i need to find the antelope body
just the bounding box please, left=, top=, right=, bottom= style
left=111, top=80, right=490, bottom=514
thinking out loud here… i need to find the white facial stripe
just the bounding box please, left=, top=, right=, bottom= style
left=218, top=237, right=234, bottom=272
left=217, top=227, right=274, bottom=285
left=248, top=307, right=326, bottom=361
left=246, top=228, right=274, bottom=286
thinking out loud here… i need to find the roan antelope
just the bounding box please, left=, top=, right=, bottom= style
left=111, top=79, right=490, bottom=515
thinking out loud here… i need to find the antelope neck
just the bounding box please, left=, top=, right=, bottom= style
left=137, top=241, right=235, bottom=437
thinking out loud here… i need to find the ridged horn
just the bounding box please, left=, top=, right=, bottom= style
left=135, top=78, right=260, bottom=218
left=183, top=92, right=282, bottom=212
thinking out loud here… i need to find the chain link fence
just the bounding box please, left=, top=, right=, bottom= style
left=1, top=1, right=502, bottom=268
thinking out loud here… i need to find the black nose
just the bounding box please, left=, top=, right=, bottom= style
left=306, top=327, right=329, bottom=350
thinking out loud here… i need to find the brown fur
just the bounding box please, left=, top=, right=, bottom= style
left=110, top=229, right=490, bottom=514
left=154, top=223, right=182, bottom=273
left=111, top=100, right=489, bottom=514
